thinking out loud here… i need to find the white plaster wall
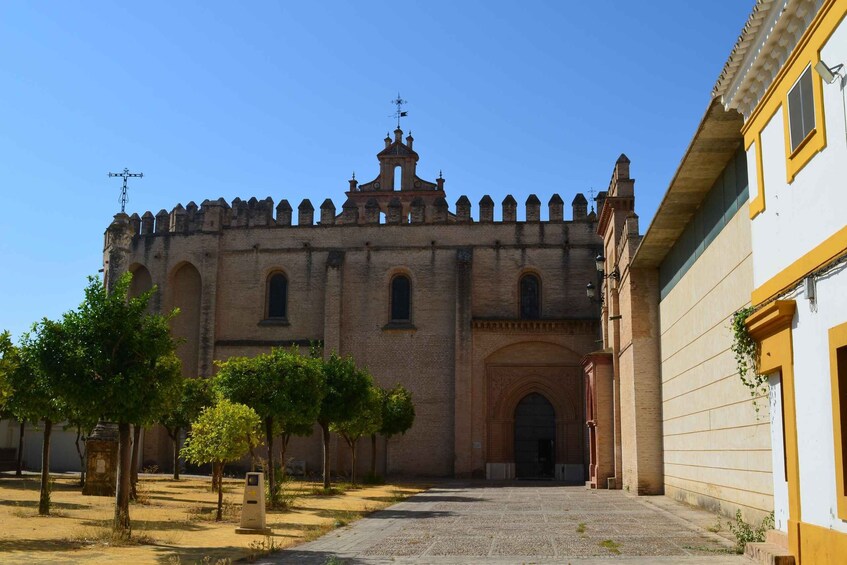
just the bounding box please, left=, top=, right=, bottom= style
left=748, top=17, right=847, bottom=534
left=751, top=23, right=847, bottom=286
left=791, top=270, right=847, bottom=533
left=768, top=373, right=789, bottom=531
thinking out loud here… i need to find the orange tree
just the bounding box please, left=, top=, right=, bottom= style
left=317, top=354, right=372, bottom=489
left=41, top=273, right=182, bottom=536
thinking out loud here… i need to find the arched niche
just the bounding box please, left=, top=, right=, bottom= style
left=168, top=262, right=202, bottom=378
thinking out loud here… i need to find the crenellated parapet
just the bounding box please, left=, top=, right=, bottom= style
left=116, top=130, right=615, bottom=237
left=124, top=190, right=596, bottom=237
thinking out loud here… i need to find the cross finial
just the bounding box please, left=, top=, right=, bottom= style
left=108, top=167, right=144, bottom=213
left=390, top=93, right=408, bottom=129
left=588, top=187, right=596, bottom=212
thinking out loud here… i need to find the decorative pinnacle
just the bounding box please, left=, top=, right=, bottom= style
left=439, top=170, right=443, bottom=179
left=352, top=171, right=356, bottom=180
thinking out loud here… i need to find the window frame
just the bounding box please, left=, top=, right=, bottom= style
left=389, top=273, right=412, bottom=323
left=830, top=321, right=847, bottom=521
left=787, top=65, right=816, bottom=154
left=265, top=271, right=289, bottom=322
left=519, top=272, right=542, bottom=320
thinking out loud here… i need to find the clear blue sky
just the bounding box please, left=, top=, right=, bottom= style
left=0, top=1, right=753, bottom=340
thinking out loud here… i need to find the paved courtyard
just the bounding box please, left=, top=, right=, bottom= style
left=266, top=482, right=751, bottom=564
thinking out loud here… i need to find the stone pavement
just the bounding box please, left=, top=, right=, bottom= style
left=263, top=481, right=752, bottom=564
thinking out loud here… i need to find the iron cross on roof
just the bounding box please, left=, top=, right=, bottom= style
left=109, top=168, right=144, bottom=213
left=390, top=93, right=408, bottom=129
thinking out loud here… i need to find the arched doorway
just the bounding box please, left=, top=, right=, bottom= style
left=514, top=393, right=556, bottom=478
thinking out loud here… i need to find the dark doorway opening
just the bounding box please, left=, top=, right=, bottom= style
left=514, top=393, right=556, bottom=478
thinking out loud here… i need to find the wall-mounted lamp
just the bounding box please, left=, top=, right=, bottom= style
left=594, top=254, right=619, bottom=280
left=586, top=282, right=602, bottom=303
left=814, top=60, right=844, bottom=84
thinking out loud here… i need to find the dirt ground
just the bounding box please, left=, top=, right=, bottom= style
left=0, top=472, right=425, bottom=564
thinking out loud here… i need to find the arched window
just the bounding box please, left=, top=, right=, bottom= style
left=394, top=165, right=402, bottom=191
left=520, top=274, right=541, bottom=319
left=390, top=275, right=411, bottom=322
left=267, top=273, right=288, bottom=319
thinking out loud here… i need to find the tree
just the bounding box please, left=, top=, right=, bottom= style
left=371, top=385, right=415, bottom=477
left=0, top=331, right=15, bottom=410
left=331, top=383, right=381, bottom=485
left=317, top=354, right=372, bottom=489
left=181, top=398, right=261, bottom=521
left=42, top=274, right=182, bottom=536
left=214, top=348, right=323, bottom=505
left=160, top=377, right=214, bottom=480
left=8, top=324, right=69, bottom=515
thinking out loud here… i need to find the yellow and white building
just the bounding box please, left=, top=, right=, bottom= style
left=715, top=0, right=847, bottom=561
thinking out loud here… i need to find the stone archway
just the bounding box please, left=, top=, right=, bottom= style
left=514, top=393, right=556, bottom=478
left=482, top=341, right=586, bottom=481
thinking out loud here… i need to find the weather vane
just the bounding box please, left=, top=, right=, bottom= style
left=390, top=93, right=408, bottom=129
left=588, top=187, right=596, bottom=211
left=109, top=168, right=144, bottom=213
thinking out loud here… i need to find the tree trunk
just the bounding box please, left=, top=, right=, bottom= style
left=280, top=433, right=291, bottom=480
left=321, top=422, right=331, bottom=489
left=171, top=426, right=181, bottom=480
left=15, top=421, right=24, bottom=477
left=114, top=422, right=132, bottom=536
left=211, top=461, right=221, bottom=492
left=38, top=419, right=52, bottom=516
left=351, top=438, right=358, bottom=485
left=370, top=433, right=377, bottom=477
left=383, top=434, right=391, bottom=477
left=74, top=426, right=86, bottom=487
left=265, top=417, right=275, bottom=507
left=215, top=463, right=224, bottom=521
left=129, top=425, right=141, bottom=500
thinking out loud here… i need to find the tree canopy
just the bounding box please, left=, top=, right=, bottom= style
left=317, top=353, right=373, bottom=488
left=39, top=273, right=183, bottom=535
left=181, top=397, right=262, bottom=521
left=215, top=347, right=324, bottom=504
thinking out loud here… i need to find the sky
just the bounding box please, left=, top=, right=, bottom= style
left=0, top=1, right=754, bottom=341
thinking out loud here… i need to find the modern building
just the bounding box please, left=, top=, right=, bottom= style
left=713, top=0, right=847, bottom=561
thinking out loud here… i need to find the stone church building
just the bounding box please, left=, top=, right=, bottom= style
left=103, top=127, right=608, bottom=480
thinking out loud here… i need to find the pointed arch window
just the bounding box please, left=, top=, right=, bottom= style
left=520, top=274, right=541, bottom=319
left=267, top=272, right=288, bottom=320
left=390, top=274, right=411, bottom=322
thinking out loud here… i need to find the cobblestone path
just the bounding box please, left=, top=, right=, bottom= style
left=265, top=482, right=751, bottom=564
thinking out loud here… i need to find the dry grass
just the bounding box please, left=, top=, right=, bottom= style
left=0, top=473, right=424, bottom=564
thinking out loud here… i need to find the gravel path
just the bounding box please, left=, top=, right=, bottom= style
left=263, top=481, right=751, bottom=564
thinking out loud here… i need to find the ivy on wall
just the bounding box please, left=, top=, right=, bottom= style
left=730, top=306, right=768, bottom=413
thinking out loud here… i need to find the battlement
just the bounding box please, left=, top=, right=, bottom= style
left=123, top=192, right=597, bottom=237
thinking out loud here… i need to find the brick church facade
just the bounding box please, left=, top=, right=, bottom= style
left=104, top=127, right=611, bottom=480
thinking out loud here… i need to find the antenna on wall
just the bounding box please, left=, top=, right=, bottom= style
left=108, top=168, right=144, bottom=213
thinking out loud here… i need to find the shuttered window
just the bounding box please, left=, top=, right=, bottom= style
left=788, top=67, right=815, bottom=152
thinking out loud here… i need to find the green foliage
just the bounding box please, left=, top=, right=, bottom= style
left=214, top=347, right=324, bottom=439
left=318, top=354, right=372, bottom=428
left=180, top=398, right=262, bottom=467
left=379, top=384, right=415, bottom=439
left=43, top=274, right=183, bottom=426
left=36, top=272, right=183, bottom=533
left=161, top=377, right=214, bottom=432
left=727, top=510, right=774, bottom=554
left=6, top=327, right=67, bottom=425
left=317, top=354, right=373, bottom=488
left=0, top=331, right=17, bottom=409
left=331, top=384, right=382, bottom=445
left=730, top=307, right=768, bottom=413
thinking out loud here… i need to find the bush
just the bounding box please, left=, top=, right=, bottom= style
left=727, top=510, right=774, bottom=554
